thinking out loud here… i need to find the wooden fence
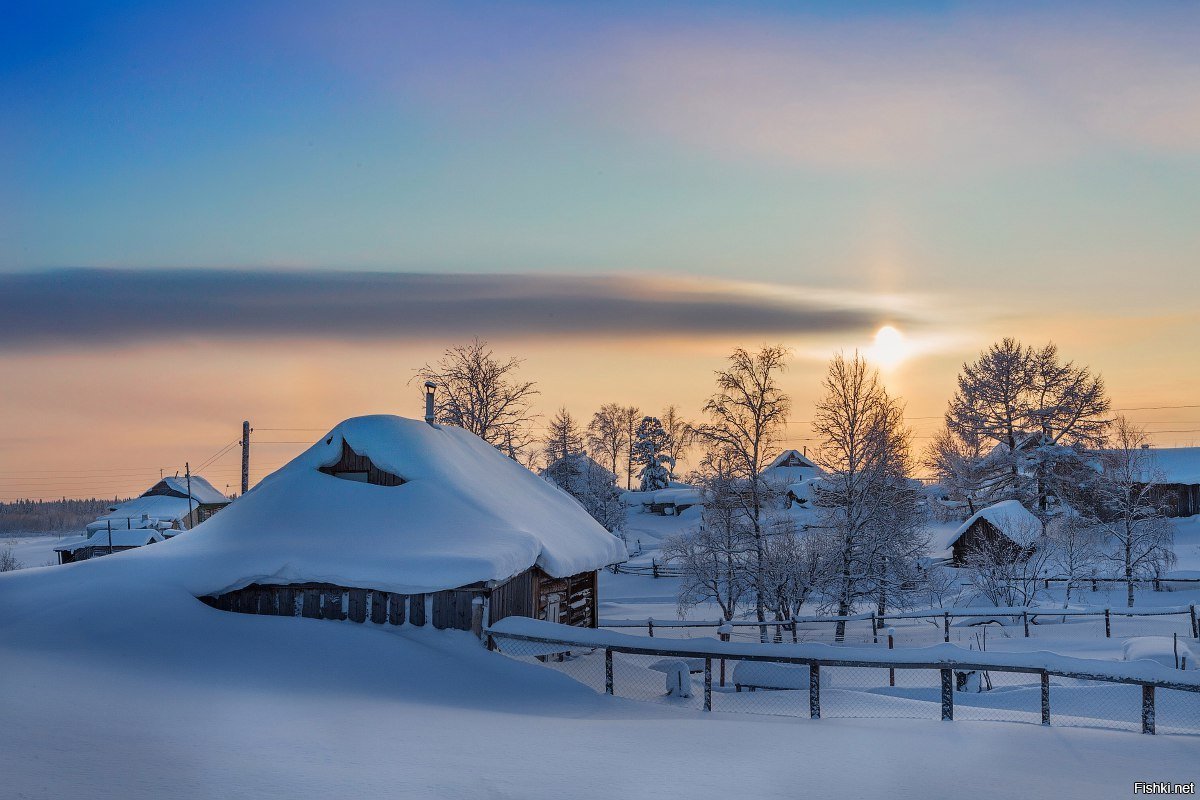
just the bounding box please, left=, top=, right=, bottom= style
left=488, top=622, right=1200, bottom=735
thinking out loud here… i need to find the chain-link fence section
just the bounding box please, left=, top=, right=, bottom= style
left=489, top=630, right=1200, bottom=737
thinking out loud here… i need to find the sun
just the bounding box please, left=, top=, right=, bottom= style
left=867, top=325, right=910, bottom=369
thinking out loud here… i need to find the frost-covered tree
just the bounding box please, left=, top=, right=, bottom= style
left=693, top=345, right=791, bottom=633
left=634, top=416, right=673, bottom=492
left=0, top=547, right=22, bottom=572
left=414, top=338, right=539, bottom=460
left=760, top=515, right=824, bottom=623
left=1044, top=515, right=1103, bottom=608
left=542, top=407, right=585, bottom=466
left=924, top=425, right=989, bottom=517
left=1089, top=416, right=1175, bottom=607
left=946, top=338, right=1110, bottom=519
left=662, top=458, right=753, bottom=621
left=810, top=352, right=926, bottom=639
left=543, top=453, right=624, bottom=534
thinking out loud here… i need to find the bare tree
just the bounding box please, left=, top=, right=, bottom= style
left=661, top=405, right=696, bottom=470
left=924, top=425, right=989, bottom=517
left=0, top=547, right=22, bottom=572
left=662, top=457, right=754, bottom=621
left=693, top=345, right=791, bottom=633
left=946, top=338, right=1110, bottom=518
left=1044, top=515, right=1103, bottom=608
left=1090, top=416, right=1176, bottom=607
left=542, top=407, right=584, bottom=466
left=587, top=403, right=628, bottom=481
left=414, top=338, right=539, bottom=460
left=619, top=405, right=642, bottom=490
left=810, top=352, right=925, bottom=639
left=760, top=515, right=825, bottom=623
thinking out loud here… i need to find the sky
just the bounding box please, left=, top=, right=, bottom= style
left=2, top=1, right=1199, bottom=501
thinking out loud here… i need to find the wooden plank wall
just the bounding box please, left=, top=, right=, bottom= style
left=317, top=440, right=406, bottom=487
left=199, top=568, right=602, bottom=632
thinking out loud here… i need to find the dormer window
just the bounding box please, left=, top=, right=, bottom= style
left=318, top=440, right=405, bottom=486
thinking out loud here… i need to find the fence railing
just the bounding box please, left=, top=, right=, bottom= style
left=487, top=618, right=1200, bottom=736
left=600, top=602, right=1200, bottom=644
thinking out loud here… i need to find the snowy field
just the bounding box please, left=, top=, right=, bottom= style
left=1, top=557, right=1194, bottom=800
left=2, top=508, right=1197, bottom=798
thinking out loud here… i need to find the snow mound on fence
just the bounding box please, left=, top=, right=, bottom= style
left=1122, top=637, right=1196, bottom=671
left=132, top=415, right=627, bottom=596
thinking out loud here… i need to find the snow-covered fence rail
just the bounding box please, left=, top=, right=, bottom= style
left=601, top=602, right=1200, bottom=644
left=488, top=618, right=1200, bottom=736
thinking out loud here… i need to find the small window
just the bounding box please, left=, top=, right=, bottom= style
left=318, top=440, right=405, bottom=487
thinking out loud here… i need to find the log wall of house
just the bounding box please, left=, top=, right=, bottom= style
left=199, top=568, right=601, bottom=633
left=317, top=440, right=406, bottom=486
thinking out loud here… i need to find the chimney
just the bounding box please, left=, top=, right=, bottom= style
left=424, top=381, right=437, bottom=425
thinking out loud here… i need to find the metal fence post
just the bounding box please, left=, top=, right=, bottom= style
left=888, top=628, right=896, bottom=687
left=1191, top=604, right=1198, bottom=640
left=940, top=669, right=954, bottom=721
left=872, top=612, right=878, bottom=644
left=704, top=658, right=712, bottom=712
left=1141, top=685, right=1155, bottom=735
left=943, top=611, right=950, bottom=643
left=1023, top=611, right=1030, bottom=638
left=1105, top=608, right=1111, bottom=639
left=605, top=648, right=613, bottom=695
left=809, top=663, right=821, bottom=719
left=1040, top=672, right=1050, bottom=726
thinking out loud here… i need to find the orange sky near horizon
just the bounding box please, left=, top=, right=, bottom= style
left=3, top=308, right=1197, bottom=502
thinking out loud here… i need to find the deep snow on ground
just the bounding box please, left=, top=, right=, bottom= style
left=2, top=501, right=1197, bottom=798
left=2, top=555, right=1194, bottom=800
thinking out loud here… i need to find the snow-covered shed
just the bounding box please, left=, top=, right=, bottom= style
left=945, top=500, right=1042, bottom=566
left=55, top=528, right=165, bottom=563
left=86, top=474, right=231, bottom=536
left=194, top=416, right=627, bottom=633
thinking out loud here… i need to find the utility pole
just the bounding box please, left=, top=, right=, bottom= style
left=241, top=420, right=251, bottom=496
left=185, top=462, right=194, bottom=529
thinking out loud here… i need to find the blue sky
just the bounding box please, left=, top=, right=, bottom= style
left=1, top=1, right=1198, bottom=496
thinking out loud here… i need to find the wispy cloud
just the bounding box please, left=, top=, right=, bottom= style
left=320, top=3, right=1200, bottom=171
left=0, top=269, right=920, bottom=350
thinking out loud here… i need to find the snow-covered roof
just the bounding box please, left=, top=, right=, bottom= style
left=768, top=449, right=819, bottom=471
left=86, top=495, right=196, bottom=533
left=160, top=415, right=627, bottom=596
left=946, top=500, right=1041, bottom=549
left=56, top=528, right=164, bottom=552
left=1132, top=447, right=1200, bottom=485
left=150, top=475, right=230, bottom=505
left=763, top=449, right=822, bottom=486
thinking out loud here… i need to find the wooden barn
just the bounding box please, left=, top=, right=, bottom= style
left=1135, top=447, right=1200, bottom=518
left=55, top=528, right=165, bottom=564
left=191, top=415, right=627, bottom=635
left=945, top=499, right=1042, bottom=567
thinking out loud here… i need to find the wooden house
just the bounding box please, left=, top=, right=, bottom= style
left=55, top=529, right=165, bottom=564
left=945, top=500, right=1041, bottom=567
left=192, top=415, right=627, bottom=635
left=86, top=474, right=232, bottom=536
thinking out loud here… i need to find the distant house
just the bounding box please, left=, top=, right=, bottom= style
left=195, top=416, right=627, bottom=634
left=55, top=528, right=165, bottom=564
left=85, top=474, right=232, bottom=536
left=1130, top=447, right=1200, bottom=518
left=945, top=500, right=1042, bottom=567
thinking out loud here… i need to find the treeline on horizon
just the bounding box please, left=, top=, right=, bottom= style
left=0, top=498, right=124, bottom=535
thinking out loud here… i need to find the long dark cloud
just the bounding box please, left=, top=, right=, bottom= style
left=0, top=269, right=900, bottom=349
